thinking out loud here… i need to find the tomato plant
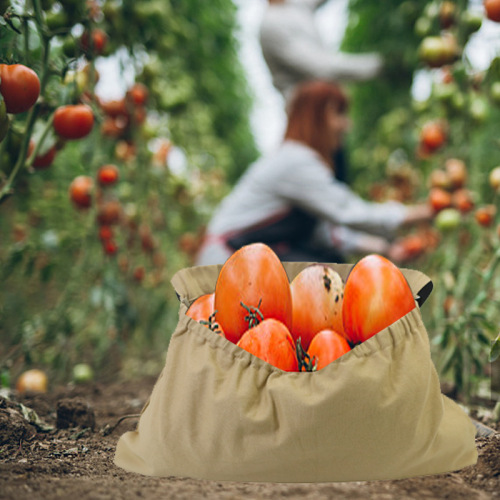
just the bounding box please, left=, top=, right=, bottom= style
left=342, top=254, right=416, bottom=345
left=307, top=329, right=351, bottom=370
left=290, top=264, right=344, bottom=350
left=237, top=319, right=298, bottom=372
left=53, top=104, right=94, bottom=140
left=214, top=243, right=292, bottom=344
left=0, top=64, right=40, bottom=114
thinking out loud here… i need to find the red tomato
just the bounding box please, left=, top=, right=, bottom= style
left=214, top=243, right=292, bottom=344
left=237, top=319, right=298, bottom=372
left=187, top=293, right=215, bottom=322
left=342, top=254, right=416, bottom=345
left=420, top=121, right=447, bottom=152
left=187, top=293, right=225, bottom=336
left=54, top=104, right=94, bottom=140
left=28, top=140, right=57, bottom=169
left=307, top=329, right=351, bottom=370
left=80, top=28, right=108, bottom=55
left=475, top=205, right=496, bottom=227
left=100, top=99, right=128, bottom=118
left=452, top=188, right=475, bottom=214
left=485, top=0, right=500, bottom=22
left=97, top=164, right=119, bottom=186
left=69, top=175, right=93, bottom=209
left=133, top=266, right=145, bottom=282
left=428, top=187, right=452, bottom=212
left=102, top=239, right=118, bottom=256
left=99, top=225, right=113, bottom=241
left=0, top=64, right=40, bottom=114
left=290, top=264, right=344, bottom=350
left=126, top=83, right=148, bottom=106
left=398, top=234, right=426, bottom=259
left=96, top=200, right=122, bottom=225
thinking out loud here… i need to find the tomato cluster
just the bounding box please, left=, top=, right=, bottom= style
left=186, top=244, right=416, bottom=372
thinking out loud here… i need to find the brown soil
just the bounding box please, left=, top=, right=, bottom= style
left=0, top=376, right=498, bottom=500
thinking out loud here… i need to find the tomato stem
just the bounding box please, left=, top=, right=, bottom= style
left=240, top=299, right=264, bottom=329
left=295, top=338, right=317, bottom=372
left=199, top=311, right=223, bottom=334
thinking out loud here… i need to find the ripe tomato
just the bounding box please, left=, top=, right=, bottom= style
left=428, top=187, right=452, bottom=212
left=126, top=83, right=148, bottom=106
left=99, top=225, right=113, bottom=241
left=80, top=28, right=108, bottom=55
left=101, top=99, right=128, bottom=118
left=445, top=158, right=467, bottom=188
left=237, top=318, right=298, bottom=372
left=54, top=104, right=94, bottom=140
left=187, top=293, right=225, bottom=336
left=214, top=243, right=292, bottom=344
left=69, top=175, right=93, bottom=209
left=187, top=293, right=215, bottom=322
left=489, top=166, right=500, bottom=191
left=475, top=205, right=497, bottom=227
left=429, top=169, right=451, bottom=190
left=398, top=233, right=426, bottom=259
left=485, top=0, right=500, bottom=22
left=97, top=164, right=119, bottom=186
left=16, top=369, right=48, bottom=394
left=420, top=121, right=447, bottom=152
left=28, top=140, right=57, bottom=169
left=452, top=188, right=474, bottom=213
left=102, top=239, right=118, bottom=256
left=0, top=64, right=40, bottom=114
left=133, top=266, right=146, bottom=282
left=290, top=264, right=344, bottom=350
left=342, top=254, right=416, bottom=345
left=96, top=200, right=122, bottom=225
left=307, top=329, right=351, bottom=370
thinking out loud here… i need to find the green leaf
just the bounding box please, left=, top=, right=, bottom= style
left=490, top=335, right=500, bottom=363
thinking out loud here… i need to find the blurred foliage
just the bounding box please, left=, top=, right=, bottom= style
left=343, top=0, right=500, bottom=402
left=0, top=0, right=257, bottom=385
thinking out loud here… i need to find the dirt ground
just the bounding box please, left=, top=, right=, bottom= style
left=0, top=376, right=498, bottom=500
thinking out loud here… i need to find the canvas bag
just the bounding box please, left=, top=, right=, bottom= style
left=114, top=262, right=478, bottom=483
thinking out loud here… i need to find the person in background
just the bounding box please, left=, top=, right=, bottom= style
left=259, top=0, right=384, bottom=184
left=195, top=81, right=432, bottom=266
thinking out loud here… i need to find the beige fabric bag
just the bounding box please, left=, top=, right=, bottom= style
left=114, top=262, right=477, bottom=483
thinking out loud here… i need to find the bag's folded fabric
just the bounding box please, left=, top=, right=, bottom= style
left=114, top=262, right=477, bottom=483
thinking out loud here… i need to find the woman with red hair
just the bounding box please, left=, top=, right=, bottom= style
left=196, top=81, right=432, bottom=265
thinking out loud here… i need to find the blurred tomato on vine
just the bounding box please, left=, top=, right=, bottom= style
left=54, top=104, right=94, bottom=140
left=69, top=175, right=93, bottom=209
left=0, top=64, right=40, bottom=114
left=97, top=164, right=120, bottom=186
